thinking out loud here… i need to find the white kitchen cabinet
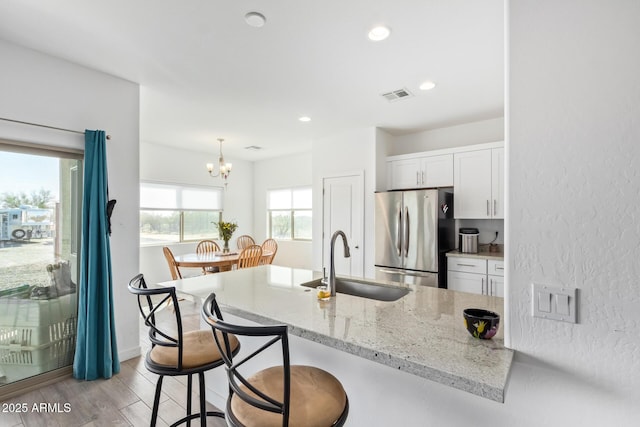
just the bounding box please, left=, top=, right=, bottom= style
left=487, top=259, right=505, bottom=276
left=488, top=275, right=504, bottom=298
left=447, top=270, right=486, bottom=294
left=453, top=146, right=504, bottom=219
left=491, top=148, right=505, bottom=219
left=387, top=154, right=453, bottom=189
left=447, top=256, right=504, bottom=297
left=388, top=157, right=422, bottom=189
left=487, top=259, right=504, bottom=297
left=421, top=155, right=454, bottom=187
left=447, top=257, right=486, bottom=274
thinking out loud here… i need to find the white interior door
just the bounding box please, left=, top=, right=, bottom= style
left=322, top=173, right=364, bottom=277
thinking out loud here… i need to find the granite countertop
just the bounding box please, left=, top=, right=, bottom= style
left=447, top=248, right=504, bottom=261
left=160, top=265, right=513, bottom=402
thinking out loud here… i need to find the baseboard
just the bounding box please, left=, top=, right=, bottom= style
left=118, top=345, right=141, bottom=362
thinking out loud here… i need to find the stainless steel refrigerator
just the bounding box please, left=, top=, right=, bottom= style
left=374, top=188, right=455, bottom=288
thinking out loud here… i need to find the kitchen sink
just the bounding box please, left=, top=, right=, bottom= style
left=300, top=277, right=410, bottom=302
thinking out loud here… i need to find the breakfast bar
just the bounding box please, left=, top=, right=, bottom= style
left=160, top=264, right=512, bottom=396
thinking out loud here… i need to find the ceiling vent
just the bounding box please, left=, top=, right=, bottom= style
left=381, top=88, right=413, bottom=102
left=244, top=145, right=263, bottom=151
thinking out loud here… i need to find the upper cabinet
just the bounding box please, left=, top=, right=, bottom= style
left=491, top=147, right=504, bottom=218
left=387, top=154, right=453, bottom=190
left=454, top=146, right=504, bottom=219
left=386, top=142, right=504, bottom=219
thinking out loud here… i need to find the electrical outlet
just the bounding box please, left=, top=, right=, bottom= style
left=532, top=283, right=577, bottom=323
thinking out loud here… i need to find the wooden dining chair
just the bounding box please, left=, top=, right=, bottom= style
left=196, top=240, right=221, bottom=274
left=162, top=246, right=182, bottom=280
left=236, top=245, right=262, bottom=269
left=236, top=235, right=256, bottom=250
left=260, top=238, right=278, bottom=265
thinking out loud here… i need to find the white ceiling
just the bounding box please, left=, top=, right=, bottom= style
left=0, top=0, right=504, bottom=161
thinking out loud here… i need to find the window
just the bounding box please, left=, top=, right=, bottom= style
left=140, top=182, right=223, bottom=245
left=267, top=187, right=312, bottom=240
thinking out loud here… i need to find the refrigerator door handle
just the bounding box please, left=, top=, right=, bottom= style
left=404, top=207, right=410, bottom=257
left=397, top=207, right=402, bottom=257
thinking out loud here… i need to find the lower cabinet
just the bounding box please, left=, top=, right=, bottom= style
left=447, top=257, right=504, bottom=297
left=487, top=259, right=504, bottom=297
left=447, top=271, right=486, bottom=294
left=487, top=275, right=504, bottom=298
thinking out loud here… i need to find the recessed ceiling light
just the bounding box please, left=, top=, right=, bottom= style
left=368, top=26, right=390, bottom=41
left=245, top=12, right=266, bottom=28
left=299, top=116, right=311, bottom=122
left=419, top=81, right=436, bottom=91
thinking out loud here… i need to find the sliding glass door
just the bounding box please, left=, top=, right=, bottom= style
left=0, top=142, right=82, bottom=389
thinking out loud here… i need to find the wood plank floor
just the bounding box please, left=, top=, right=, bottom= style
left=0, top=299, right=227, bottom=427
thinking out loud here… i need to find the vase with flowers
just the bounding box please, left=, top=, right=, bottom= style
left=215, top=219, right=238, bottom=253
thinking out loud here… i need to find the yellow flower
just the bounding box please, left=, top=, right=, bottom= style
left=474, top=321, right=487, bottom=334
left=214, top=220, right=238, bottom=241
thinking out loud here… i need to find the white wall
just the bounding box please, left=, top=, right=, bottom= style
left=374, top=128, right=392, bottom=191
left=504, top=0, right=640, bottom=425
left=311, top=127, right=379, bottom=278
left=388, top=117, right=504, bottom=155
left=253, top=152, right=313, bottom=269
left=0, top=40, right=141, bottom=362
left=371, top=3, right=639, bottom=425
left=139, top=142, right=254, bottom=285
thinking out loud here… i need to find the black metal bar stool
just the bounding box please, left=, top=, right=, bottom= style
left=128, top=274, right=240, bottom=426
left=202, top=292, right=349, bottom=427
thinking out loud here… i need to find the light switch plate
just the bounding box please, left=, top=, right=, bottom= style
left=532, top=283, right=577, bottom=323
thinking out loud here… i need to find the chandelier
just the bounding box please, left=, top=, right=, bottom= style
left=206, top=138, right=232, bottom=185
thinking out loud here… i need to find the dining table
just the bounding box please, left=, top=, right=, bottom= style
left=173, top=250, right=273, bottom=272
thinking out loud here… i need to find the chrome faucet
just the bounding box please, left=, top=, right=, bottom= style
left=329, top=230, right=351, bottom=297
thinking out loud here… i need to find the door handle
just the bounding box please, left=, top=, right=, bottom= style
left=482, top=277, right=485, bottom=295
left=404, top=207, right=410, bottom=257
left=486, top=200, right=490, bottom=216
left=397, top=208, right=402, bottom=257
left=493, top=199, right=497, bottom=216
left=421, top=171, right=425, bottom=185
left=416, top=171, right=420, bottom=186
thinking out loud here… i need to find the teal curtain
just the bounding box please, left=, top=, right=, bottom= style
left=73, top=129, right=120, bottom=380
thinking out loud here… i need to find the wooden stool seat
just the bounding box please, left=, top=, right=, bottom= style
left=231, top=365, right=347, bottom=427
left=150, top=330, right=239, bottom=369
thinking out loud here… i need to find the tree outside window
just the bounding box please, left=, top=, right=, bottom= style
left=267, top=187, right=311, bottom=240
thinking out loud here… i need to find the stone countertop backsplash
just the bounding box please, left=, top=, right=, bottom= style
left=162, top=265, right=513, bottom=402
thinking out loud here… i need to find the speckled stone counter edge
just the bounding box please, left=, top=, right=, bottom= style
left=221, top=303, right=513, bottom=402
